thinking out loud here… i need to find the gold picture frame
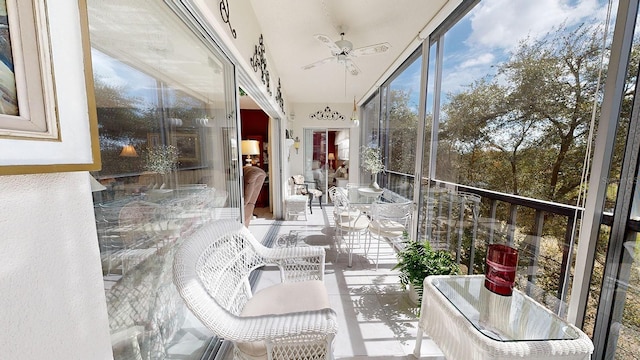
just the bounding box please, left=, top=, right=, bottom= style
left=173, top=133, right=200, bottom=162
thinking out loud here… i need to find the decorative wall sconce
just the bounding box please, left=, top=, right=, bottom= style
left=350, top=97, right=359, bottom=127
left=293, top=136, right=300, bottom=154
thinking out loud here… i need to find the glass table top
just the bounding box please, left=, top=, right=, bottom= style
left=430, top=275, right=579, bottom=342
left=337, top=186, right=383, bottom=205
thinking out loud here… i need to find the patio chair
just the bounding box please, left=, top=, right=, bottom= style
left=285, top=177, right=310, bottom=220
left=366, top=200, right=413, bottom=270
left=173, top=219, right=338, bottom=360
left=331, top=187, right=370, bottom=267
left=291, top=175, right=323, bottom=213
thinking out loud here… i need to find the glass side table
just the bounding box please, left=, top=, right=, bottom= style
left=414, top=275, right=593, bottom=360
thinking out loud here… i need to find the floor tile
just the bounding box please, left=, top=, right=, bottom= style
left=243, top=205, right=445, bottom=359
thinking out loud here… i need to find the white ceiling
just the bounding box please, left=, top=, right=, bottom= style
left=248, top=0, right=450, bottom=105
left=87, top=0, right=452, bottom=110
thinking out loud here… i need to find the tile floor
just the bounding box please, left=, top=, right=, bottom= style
left=231, top=205, right=445, bottom=359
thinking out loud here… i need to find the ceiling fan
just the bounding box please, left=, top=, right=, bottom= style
left=302, top=33, right=390, bottom=76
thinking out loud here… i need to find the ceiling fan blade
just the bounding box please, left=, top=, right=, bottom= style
left=350, top=42, right=391, bottom=57
left=314, top=34, right=342, bottom=54
left=302, top=56, right=335, bottom=70
left=344, top=59, right=360, bottom=76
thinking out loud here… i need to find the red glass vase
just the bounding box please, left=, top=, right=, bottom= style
left=484, top=244, right=518, bottom=296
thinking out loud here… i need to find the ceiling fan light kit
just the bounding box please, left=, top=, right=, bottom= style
left=302, top=32, right=390, bottom=76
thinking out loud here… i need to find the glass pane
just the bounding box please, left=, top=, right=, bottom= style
left=304, top=129, right=327, bottom=196
left=586, top=4, right=640, bottom=359
left=361, top=91, right=380, bottom=184
left=87, top=0, right=240, bottom=358
left=613, top=231, right=640, bottom=358
left=380, top=50, right=422, bottom=198
left=420, top=0, right=616, bottom=319
left=417, top=41, right=438, bottom=242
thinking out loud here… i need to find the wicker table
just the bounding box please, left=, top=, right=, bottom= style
left=414, top=275, right=593, bottom=360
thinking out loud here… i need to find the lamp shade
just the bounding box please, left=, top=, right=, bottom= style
left=120, top=144, right=138, bottom=157
left=328, top=153, right=335, bottom=160
left=241, top=140, right=260, bottom=155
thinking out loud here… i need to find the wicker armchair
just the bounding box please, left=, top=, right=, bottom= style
left=173, top=219, right=338, bottom=360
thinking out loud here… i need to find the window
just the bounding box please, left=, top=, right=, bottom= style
left=416, top=0, right=618, bottom=340
left=87, top=1, right=240, bottom=358
left=376, top=48, right=423, bottom=198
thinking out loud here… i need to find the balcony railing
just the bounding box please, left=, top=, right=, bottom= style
left=381, top=171, right=584, bottom=317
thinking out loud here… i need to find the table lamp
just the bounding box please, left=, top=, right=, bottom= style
left=328, top=152, right=335, bottom=169
left=241, top=140, right=260, bottom=166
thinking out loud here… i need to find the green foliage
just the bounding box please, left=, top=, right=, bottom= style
left=143, top=145, right=179, bottom=174
left=387, top=88, right=419, bottom=175
left=393, top=234, right=460, bottom=304
left=437, top=24, right=610, bottom=205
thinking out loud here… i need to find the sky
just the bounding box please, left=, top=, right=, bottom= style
left=388, top=0, right=616, bottom=114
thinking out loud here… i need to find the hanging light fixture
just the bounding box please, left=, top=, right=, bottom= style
left=350, top=97, right=359, bottom=127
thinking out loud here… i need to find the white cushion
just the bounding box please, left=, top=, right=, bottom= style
left=237, top=280, right=330, bottom=358
left=336, top=216, right=370, bottom=231
left=369, top=219, right=405, bottom=237
left=334, top=209, right=360, bottom=220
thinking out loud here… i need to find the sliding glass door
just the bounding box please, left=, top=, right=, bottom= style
left=87, top=0, right=240, bottom=358
left=304, top=128, right=350, bottom=201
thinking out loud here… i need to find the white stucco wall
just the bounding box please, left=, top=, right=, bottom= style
left=0, top=172, right=112, bottom=359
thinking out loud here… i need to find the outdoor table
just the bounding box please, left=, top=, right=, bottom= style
left=414, top=275, right=593, bottom=360
left=333, top=186, right=382, bottom=266
left=336, top=185, right=382, bottom=214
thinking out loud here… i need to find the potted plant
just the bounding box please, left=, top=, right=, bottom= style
left=393, top=234, right=460, bottom=305
left=143, top=144, right=179, bottom=188
left=360, top=146, right=384, bottom=189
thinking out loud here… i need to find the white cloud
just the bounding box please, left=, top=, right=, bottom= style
left=467, top=0, right=602, bottom=51
left=91, top=49, right=127, bottom=88
left=438, top=0, right=611, bottom=96
left=460, top=52, right=495, bottom=69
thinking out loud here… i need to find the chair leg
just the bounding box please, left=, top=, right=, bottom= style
left=318, top=195, right=323, bottom=209
left=308, top=194, right=314, bottom=214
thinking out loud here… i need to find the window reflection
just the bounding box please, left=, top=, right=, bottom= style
left=363, top=0, right=618, bottom=333
left=88, top=1, right=240, bottom=359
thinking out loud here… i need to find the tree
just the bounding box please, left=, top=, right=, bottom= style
left=385, top=88, right=419, bottom=175
left=440, top=24, right=607, bottom=205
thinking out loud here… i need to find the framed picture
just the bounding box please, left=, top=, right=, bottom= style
left=0, top=0, right=100, bottom=174
left=173, top=133, right=200, bottom=162
left=0, top=0, right=57, bottom=140
left=147, top=133, right=160, bottom=148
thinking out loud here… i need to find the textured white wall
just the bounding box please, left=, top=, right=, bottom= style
left=0, top=171, right=112, bottom=359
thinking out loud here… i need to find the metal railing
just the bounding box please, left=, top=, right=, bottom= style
left=382, top=171, right=584, bottom=316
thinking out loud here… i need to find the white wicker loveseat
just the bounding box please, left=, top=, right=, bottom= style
left=173, top=219, right=338, bottom=360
